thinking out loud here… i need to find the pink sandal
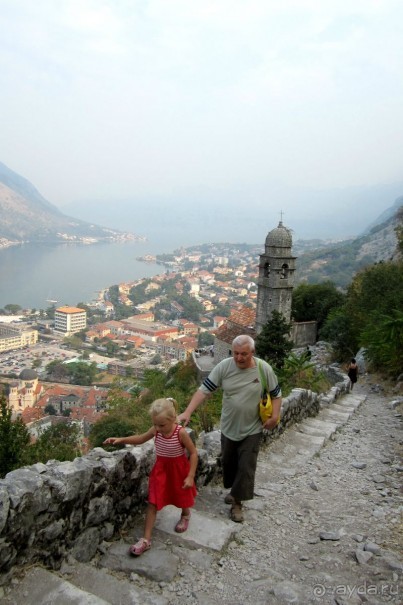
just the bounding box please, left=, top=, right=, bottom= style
left=129, top=538, right=151, bottom=556
left=175, top=513, right=191, bottom=533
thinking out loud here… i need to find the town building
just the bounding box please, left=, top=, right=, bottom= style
left=54, top=306, right=87, bottom=336
left=213, top=305, right=256, bottom=363
left=0, top=322, right=38, bottom=352
left=121, top=316, right=179, bottom=342
left=9, top=368, right=44, bottom=414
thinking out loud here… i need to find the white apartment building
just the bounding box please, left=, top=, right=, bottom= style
left=0, top=323, right=38, bottom=352
left=54, top=306, right=87, bottom=336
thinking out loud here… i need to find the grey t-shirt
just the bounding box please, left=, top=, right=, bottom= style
left=199, top=357, right=281, bottom=441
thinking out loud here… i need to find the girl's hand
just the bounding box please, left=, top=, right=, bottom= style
left=103, top=437, right=120, bottom=445
left=182, top=475, right=194, bottom=489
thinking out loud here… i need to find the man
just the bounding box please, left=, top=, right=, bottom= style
left=178, top=334, right=282, bottom=523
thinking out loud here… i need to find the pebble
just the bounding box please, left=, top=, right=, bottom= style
left=319, top=531, right=341, bottom=541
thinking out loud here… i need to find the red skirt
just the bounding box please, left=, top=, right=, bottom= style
left=148, top=454, right=197, bottom=511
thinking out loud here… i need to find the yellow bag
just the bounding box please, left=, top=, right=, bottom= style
left=259, top=393, right=273, bottom=423
left=258, top=361, right=280, bottom=425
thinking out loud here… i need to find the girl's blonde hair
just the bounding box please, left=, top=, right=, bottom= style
left=149, top=397, right=178, bottom=420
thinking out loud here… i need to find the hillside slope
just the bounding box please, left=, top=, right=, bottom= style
left=296, top=201, right=402, bottom=287
left=0, top=162, right=138, bottom=246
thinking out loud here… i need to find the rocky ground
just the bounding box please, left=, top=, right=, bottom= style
left=124, top=376, right=403, bottom=605
left=1, top=374, right=401, bottom=605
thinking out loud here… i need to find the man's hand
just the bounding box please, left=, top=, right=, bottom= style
left=263, top=416, right=279, bottom=430
left=178, top=411, right=191, bottom=427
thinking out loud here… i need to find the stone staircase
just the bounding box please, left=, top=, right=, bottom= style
left=0, top=393, right=367, bottom=605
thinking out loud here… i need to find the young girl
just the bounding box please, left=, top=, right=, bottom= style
left=103, top=397, right=198, bottom=556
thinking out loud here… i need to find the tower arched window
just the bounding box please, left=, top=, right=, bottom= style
left=280, top=263, right=289, bottom=279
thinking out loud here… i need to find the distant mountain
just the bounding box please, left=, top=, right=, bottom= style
left=360, top=196, right=403, bottom=234
left=296, top=198, right=402, bottom=288
left=0, top=162, right=140, bottom=247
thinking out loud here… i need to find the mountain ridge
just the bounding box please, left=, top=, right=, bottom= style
left=0, top=162, right=141, bottom=247
left=295, top=203, right=402, bottom=287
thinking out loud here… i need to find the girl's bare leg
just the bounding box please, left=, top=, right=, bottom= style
left=144, top=503, right=157, bottom=542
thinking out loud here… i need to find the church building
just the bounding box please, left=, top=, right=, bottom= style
left=255, top=220, right=296, bottom=334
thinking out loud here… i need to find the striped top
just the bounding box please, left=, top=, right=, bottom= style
left=155, top=424, right=185, bottom=458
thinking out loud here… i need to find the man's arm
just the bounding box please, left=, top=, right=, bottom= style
left=178, top=389, right=208, bottom=427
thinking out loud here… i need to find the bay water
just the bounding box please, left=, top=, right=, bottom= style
left=0, top=240, right=173, bottom=310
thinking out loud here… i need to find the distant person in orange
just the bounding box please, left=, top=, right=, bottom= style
left=347, top=358, right=358, bottom=391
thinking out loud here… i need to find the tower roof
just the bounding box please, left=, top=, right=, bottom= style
left=19, top=368, right=38, bottom=380
left=265, top=221, right=292, bottom=248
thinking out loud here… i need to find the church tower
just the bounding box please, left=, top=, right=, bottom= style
left=256, top=220, right=296, bottom=334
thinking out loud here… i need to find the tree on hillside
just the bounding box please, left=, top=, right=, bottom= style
left=0, top=395, right=30, bottom=477
left=319, top=307, right=354, bottom=360
left=291, top=282, right=346, bottom=331
left=89, top=416, right=136, bottom=449
left=105, top=388, right=152, bottom=432
left=321, top=259, right=403, bottom=373
left=255, top=310, right=293, bottom=368
left=66, top=361, right=98, bottom=385
left=166, top=359, right=199, bottom=393
left=277, top=352, right=330, bottom=396
left=4, top=304, right=22, bottom=315
left=46, top=360, right=69, bottom=382
left=22, top=423, right=81, bottom=465
left=344, top=261, right=403, bottom=354
left=360, top=309, right=403, bottom=377
left=198, top=332, right=214, bottom=347
left=141, top=368, right=168, bottom=400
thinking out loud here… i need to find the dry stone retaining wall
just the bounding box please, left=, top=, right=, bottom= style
left=0, top=367, right=349, bottom=584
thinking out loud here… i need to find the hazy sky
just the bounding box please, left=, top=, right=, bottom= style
left=1, top=1, right=402, bottom=237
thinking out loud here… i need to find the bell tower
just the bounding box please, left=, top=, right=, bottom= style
left=256, top=220, right=296, bottom=334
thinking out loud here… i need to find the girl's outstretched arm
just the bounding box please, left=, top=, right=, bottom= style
left=179, top=428, right=198, bottom=489
left=103, top=427, right=155, bottom=446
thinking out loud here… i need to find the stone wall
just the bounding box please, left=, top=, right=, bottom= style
left=0, top=367, right=349, bottom=584
left=213, top=338, right=232, bottom=365
left=291, top=320, right=317, bottom=347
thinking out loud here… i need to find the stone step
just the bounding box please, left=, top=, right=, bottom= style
left=285, top=427, right=325, bottom=448
left=301, top=417, right=339, bottom=438
left=255, top=393, right=367, bottom=480
left=319, top=408, right=352, bottom=424
left=96, top=506, right=240, bottom=584
left=296, top=419, right=338, bottom=439
left=61, top=561, right=168, bottom=605
left=155, top=505, right=239, bottom=550
left=0, top=567, right=110, bottom=605
left=341, top=394, right=366, bottom=409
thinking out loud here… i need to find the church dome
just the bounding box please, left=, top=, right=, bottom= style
left=19, top=368, right=38, bottom=381
left=265, top=221, right=292, bottom=248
